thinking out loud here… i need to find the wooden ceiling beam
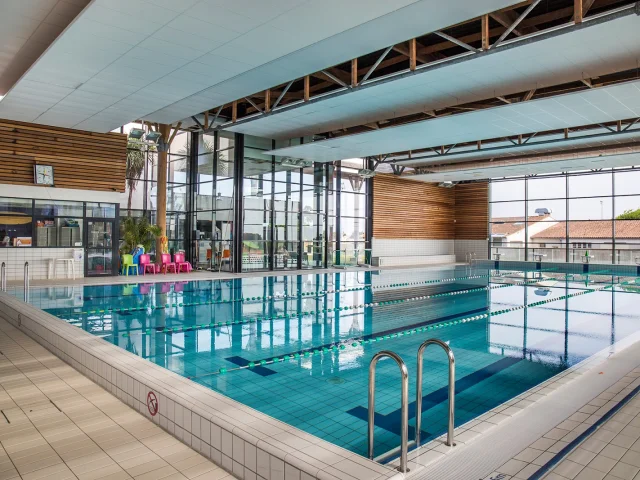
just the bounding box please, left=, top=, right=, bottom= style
left=351, top=58, right=358, bottom=87
left=574, top=0, right=583, bottom=23
left=481, top=14, right=490, bottom=50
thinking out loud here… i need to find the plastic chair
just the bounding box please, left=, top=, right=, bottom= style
left=174, top=252, right=192, bottom=273
left=139, top=254, right=157, bottom=275
left=159, top=253, right=177, bottom=274
left=121, top=254, right=138, bottom=276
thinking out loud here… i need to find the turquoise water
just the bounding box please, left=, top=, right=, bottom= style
left=20, top=267, right=640, bottom=458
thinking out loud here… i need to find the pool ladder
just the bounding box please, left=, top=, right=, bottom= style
left=368, top=339, right=456, bottom=473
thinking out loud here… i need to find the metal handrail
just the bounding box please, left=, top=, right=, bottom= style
left=1, top=262, right=6, bottom=292
left=24, top=262, right=29, bottom=302
left=416, top=339, right=456, bottom=447
left=369, top=350, right=409, bottom=473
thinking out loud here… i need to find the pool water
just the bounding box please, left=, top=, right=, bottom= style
left=20, top=267, right=640, bottom=458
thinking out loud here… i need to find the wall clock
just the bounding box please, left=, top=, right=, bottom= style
left=34, top=165, right=54, bottom=186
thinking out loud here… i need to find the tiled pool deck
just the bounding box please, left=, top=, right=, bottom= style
left=402, top=329, right=640, bottom=479
left=0, top=317, right=231, bottom=480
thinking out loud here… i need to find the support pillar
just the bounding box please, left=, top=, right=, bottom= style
left=156, top=123, right=171, bottom=256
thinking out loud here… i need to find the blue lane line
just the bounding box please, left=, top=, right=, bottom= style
left=224, top=356, right=277, bottom=376
left=347, top=357, right=521, bottom=438
left=245, top=306, right=489, bottom=368
left=528, top=383, right=640, bottom=480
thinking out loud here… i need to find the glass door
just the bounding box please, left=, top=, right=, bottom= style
left=86, top=220, right=115, bottom=276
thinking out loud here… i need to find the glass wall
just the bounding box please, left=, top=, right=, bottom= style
left=121, top=127, right=371, bottom=273
left=489, top=168, right=640, bottom=264
left=0, top=196, right=118, bottom=275
left=192, top=131, right=235, bottom=271
left=121, top=125, right=190, bottom=256
left=186, top=132, right=371, bottom=272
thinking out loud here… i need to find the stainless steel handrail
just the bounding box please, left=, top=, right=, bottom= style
left=1, top=262, right=6, bottom=292
left=416, top=339, right=456, bottom=447
left=24, top=262, right=29, bottom=302
left=368, top=350, right=409, bottom=473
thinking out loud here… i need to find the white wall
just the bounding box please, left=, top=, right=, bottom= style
left=372, top=238, right=454, bottom=257
left=0, top=248, right=84, bottom=281
left=454, top=239, right=488, bottom=261
left=1, top=183, right=121, bottom=204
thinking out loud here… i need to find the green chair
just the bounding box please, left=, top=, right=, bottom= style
left=121, top=254, right=138, bottom=276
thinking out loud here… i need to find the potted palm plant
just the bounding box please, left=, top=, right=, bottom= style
left=121, top=216, right=162, bottom=258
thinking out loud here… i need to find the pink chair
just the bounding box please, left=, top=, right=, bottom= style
left=139, top=254, right=157, bottom=275
left=159, top=282, right=172, bottom=294
left=174, top=281, right=187, bottom=293
left=174, top=252, right=192, bottom=273
left=159, top=253, right=177, bottom=274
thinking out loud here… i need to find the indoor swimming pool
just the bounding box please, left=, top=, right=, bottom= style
left=15, top=267, right=640, bottom=459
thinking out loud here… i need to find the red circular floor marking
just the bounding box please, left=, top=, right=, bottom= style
left=147, top=391, right=158, bottom=416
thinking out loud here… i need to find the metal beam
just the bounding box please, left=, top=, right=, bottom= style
left=360, top=46, right=394, bottom=84
left=273, top=80, right=294, bottom=109
left=434, top=30, right=480, bottom=53
left=320, top=69, right=349, bottom=88
left=492, top=0, right=542, bottom=49
left=244, top=96, right=263, bottom=113
left=191, top=116, right=204, bottom=130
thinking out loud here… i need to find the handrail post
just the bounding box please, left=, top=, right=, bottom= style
left=369, top=351, right=409, bottom=473
left=24, top=262, right=29, bottom=302
left=1, top=262, right=6, bottom=292
left=416, top=339, right=455, bottom=447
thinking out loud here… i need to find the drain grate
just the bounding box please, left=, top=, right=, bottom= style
left=326, top=377, right=346, bottom=385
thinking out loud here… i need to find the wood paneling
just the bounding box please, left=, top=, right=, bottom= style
left=455, top=182, right=489, bottom=240
left=0, top=119, right=127, bottom=192
left=373, top=175, right=488, bottom=240
left=373, top=174, right=455, bottom=239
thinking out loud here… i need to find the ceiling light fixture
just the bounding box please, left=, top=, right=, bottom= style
left=357, top=168, right=376, bottom=178
left=281, top=158, right=313, bottom=168
left=129, top=128, right=144, bottom=139
left=145, top=131, right=162, bottom=143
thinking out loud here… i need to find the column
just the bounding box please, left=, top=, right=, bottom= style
left=156, top=124, right=171, bottom=256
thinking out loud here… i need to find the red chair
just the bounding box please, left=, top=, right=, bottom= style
left=139, top=254, right=157, bottom=275
left=159, top=253, right=177, bottom=274
left=174, top=252, right=192, bottom=273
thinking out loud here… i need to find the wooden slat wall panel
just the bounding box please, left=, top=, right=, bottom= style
left=0, top=119, right=127, bottom=192
left=373, top=174, right=455, bottom=239
left=455, top=182, right=489, bottom=240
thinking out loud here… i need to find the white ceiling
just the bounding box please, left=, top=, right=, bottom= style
left=227, top=11, right=640, bottom=140
left=0, top=0, right=513, bottom=132
left=0, top=0, right=89, bottom=95
left=409, top=151, right=640, bottom=183
left=266, top=79, right=640, bottom=161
